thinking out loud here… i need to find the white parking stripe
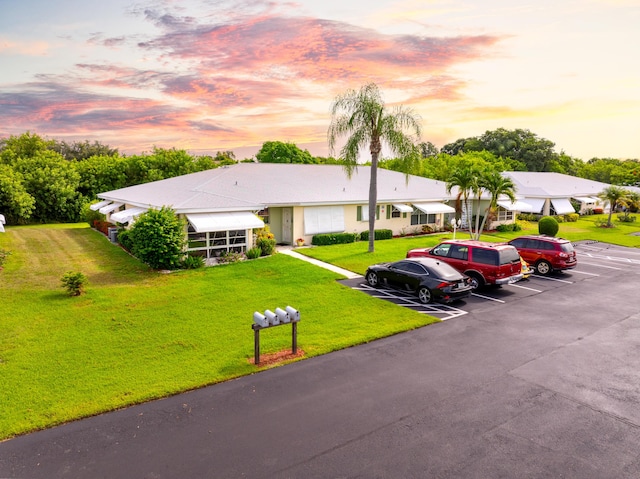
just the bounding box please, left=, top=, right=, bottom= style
left=531, top=275, right=573, bottom=284
left=471, top=293, right=505, bottom=303
left=508, top=283, right=543, bottom=292
left=570, top=270, right=600, bottom=276
left=577, top=261, right=623, bottom=270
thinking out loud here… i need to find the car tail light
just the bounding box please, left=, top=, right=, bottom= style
left=559, top=252, right=569, bottom=258
left=436, top=281, right=454, bottom=289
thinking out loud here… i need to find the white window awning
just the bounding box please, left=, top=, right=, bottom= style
left=412, top=203, right=455, bottom=214
left=90, top=200, right=112, bottom=211
left=497, top=200, right=533, bottom=212
left=573, top=196, right=600, bottom=203
left=392, top=204, right=413, bottom=213
left=110, top=207, right=147, bottom=224
left=520, top=198, right=545, bottom=213
left=186, top=212, right=264, bottom=233
left=551, top=198, right=575, bottom=215
left=99, top=202, right=123, bottom=214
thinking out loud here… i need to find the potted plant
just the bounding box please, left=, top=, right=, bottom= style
left=296, top=238, right=305, bottom=247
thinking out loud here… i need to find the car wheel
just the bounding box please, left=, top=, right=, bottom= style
left=417, top=287, right=433, bottom=304
left=366, top=271, right=379, bottom=287
left=467, top=273, right=483, bottom=291
left=536, top=260, right=552, bottom=275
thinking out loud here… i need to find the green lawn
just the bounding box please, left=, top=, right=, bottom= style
left=299, top=214, right=640, bottom=274
left=0, top=224, right=439, bottom=440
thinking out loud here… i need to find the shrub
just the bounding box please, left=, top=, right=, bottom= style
left=129, top=207, right=186, bottom=269
left=565, top=213, right=579, bottom=222
left=538, top=216, right=559, bottom=236
left=421, top=225, right=434, bottom=234
left=495, top=222, right=522, bottom=232
left=517, top=213, right=538, bottom=222
left=618, top=213, right=637, bottom=223
left=61, top=271, right=87, bottom=296
left=181, top=254, right=205, bottom=269
left=554, top=215, right=564, bottom=223
left=117, top=228, right=133, bottom=251
left=255, top=226, right=276, bottom=256
left=217, top=251, right=244, bottom=264
left=0, top=249, right=11, bottom=269
left=246, top=247, right=262, bottom=259
left=312, top=233, right=358, bottom=246
left=82, top=203, right=104, bottom=227
left=359, top=229, right=392, bottom=241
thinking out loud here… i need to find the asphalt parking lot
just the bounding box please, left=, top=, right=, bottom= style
left=2, top=241, right=640, bottom=478
left=342, top=241, right=640, bottom=320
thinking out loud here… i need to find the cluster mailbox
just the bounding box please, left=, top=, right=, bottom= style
left=251, top=306, right=300, bottom=365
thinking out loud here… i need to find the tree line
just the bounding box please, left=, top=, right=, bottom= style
left=1, top=127, right=637, bottom=226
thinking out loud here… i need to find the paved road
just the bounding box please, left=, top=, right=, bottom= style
left=2, top=242, right=640, bottom=478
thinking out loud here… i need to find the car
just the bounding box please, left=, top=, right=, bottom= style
left=365, top=257, right=473, bottom=304
left=406, top=240, right=523, bottom=291
left=508, top=235, right=577, bottom=275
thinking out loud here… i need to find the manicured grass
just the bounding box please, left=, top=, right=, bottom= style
left=0, top=225, right=439, bottom=440
left=299, top=214, right=640, bottom=274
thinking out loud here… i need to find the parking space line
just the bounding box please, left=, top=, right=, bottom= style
left=570, top=270, right=600, bottom=276
left=531, top=276, right=573, bottom=284
left=577, top=261, right=623, bottom=270
left=508, top=283, right=543, bottom=292
left=471, top=293, right=505, bottom=303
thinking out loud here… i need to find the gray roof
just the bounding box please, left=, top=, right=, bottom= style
left=503, top=172, right=610, bottom=198
left=98, top=163, right=452, bottom=213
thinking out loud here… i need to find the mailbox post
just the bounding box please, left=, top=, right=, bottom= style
left=252, top=306, right=300, bottom=365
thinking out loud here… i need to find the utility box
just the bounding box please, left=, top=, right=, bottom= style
left=108, top=227, right=118, bottom=243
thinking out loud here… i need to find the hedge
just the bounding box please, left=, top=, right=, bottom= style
left=311, top=232, right=358, bottom=246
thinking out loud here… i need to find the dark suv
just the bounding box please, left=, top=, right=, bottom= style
left=407, top=240, right=523, bottom=290
left=508, top=235, right=577, bottom=275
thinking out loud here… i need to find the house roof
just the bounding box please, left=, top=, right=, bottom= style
left=503, top=172, right=610, bottom=198
left=98, top=163, right=452, bottom=213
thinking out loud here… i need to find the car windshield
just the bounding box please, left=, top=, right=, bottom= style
left=498, top=247, right=521, bottom=265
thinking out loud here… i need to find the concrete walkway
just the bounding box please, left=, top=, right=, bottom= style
left=277, top=246, right=362, bottom=279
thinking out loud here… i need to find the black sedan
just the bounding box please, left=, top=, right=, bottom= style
left=365, top=257, right=473, bottom=304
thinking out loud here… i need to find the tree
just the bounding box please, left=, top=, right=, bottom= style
left=0, top=164, right=35, bottom=224
left=599, top=185, right=630, bottom=227
left=418, top=141, right=438, bottom=158
left=328, top=83, right=421, bottom=252
left=50, top=140, right=118, bottom=161
left=446, top=165, right=479, bottom=238
left=477, top=170, right=517, bottom=235
left=129, top=207, right=186, bottom=269
left=255, top=141, right=316, bottom=164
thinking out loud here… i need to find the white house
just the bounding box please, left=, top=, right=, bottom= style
left=502, top=172, right=608, bottom=216
left=95, top=163, right=457, bottom=258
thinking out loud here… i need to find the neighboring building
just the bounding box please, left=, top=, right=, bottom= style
left=502, top=172, right=608, bottom=216
left=95, top=163, right=457, bottom=258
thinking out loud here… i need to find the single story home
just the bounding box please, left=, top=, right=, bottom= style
left=95, top=163, right=459, bottom=258
left=502, top=172, right=608, bottom=215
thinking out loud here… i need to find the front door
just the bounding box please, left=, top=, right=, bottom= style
left=282, top=208, right=293, bottom=244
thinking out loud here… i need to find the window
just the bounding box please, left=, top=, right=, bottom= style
left=472, top=248, right=497, bottom=265
left=391, top=207, right=401, bottom=218
left=448, top=245, right=469, bottom=261
left=257, top=208, right=269, bottom=224
left=187, top=225, right=247, bottom=258
left=358, top=205, right=380, bottom=222
left=305, top=206, right=345, bottom=234
left=411, top=208, right=436, bottom=225
left=496, top=207, right=514, bottom=222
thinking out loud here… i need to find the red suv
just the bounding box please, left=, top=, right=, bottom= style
left=407, top=240, right=523, bottom=290
left=508, top=235, right=577, bottom=275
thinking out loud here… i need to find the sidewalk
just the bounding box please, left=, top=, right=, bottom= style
left=278, top=246, right=362, bottom=279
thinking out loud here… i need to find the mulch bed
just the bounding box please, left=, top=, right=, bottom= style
left=249, top=349, right=306, bottom=366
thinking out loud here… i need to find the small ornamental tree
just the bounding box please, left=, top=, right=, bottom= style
left=129, top=207, right=186, bottom=269
left=538, top=216, right=559, bottom=237
left=61, top=271, right=87, bottom=296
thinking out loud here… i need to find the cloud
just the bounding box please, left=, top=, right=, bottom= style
left=0, top=37, right=50, bottom=56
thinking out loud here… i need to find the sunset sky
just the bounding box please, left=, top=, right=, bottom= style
left=1, top=0, right=638, bottom=161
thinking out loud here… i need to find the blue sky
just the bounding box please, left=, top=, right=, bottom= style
left=1, top=0, right=639, bottom=160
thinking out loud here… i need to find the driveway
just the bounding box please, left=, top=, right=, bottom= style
left=2, top=242, right=640, bottom=478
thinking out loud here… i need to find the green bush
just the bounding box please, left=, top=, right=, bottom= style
left=312, top=232, right=358, bottom=246
left=82, top=203, right=105, bottom=226
left=255, top=226, right=276, bottom=256
left=217, top=251, right=244, bottom=263
left=565, top=213, right=580, bottom=222
left=60, top=271, right=87, bottom=296
left=517, top=213, right=538, bottom=222
left=181, top=254, right=205, bottom=269
left=359, top=229, right=393, bottom=241
left=129, top=207, right=186, bottom=269
left=538, top=216, right=559, bottom=236
left=246, top=247, right=262, bottom=259
left=555, top=215, right=564, bottom=223
left=618, top=213, right=637, bottom=223
left=496, top=222, right=522, bottom=232
left=117, top=228, right=133, bottom=251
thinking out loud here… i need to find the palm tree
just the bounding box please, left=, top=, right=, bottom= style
left=599, top=185, right=629, bottom=227
left=477, top=170, right=517, bottom=237
left=446, top=165, right=479, bottom=238
left=328, top=83, right=421, bottom=252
